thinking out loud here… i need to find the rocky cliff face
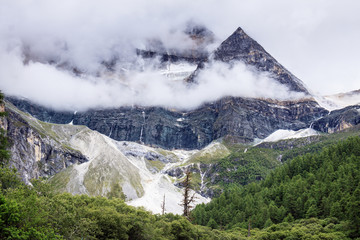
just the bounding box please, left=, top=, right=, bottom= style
left=7, top=96, right=328, bottom=150
left=5, top=97, right=74, bottom=124
left=312, top=105, right=360, bottom=133
left=2, top=102, right=88, bottom=185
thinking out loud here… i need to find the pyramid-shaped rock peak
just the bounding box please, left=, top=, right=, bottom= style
left=214, top=27, right=309, bottom=94
left=214, top=27, right=266, bottom=61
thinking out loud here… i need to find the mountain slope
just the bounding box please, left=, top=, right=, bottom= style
left=5, top=26, right=331, bottom=150
left=2, top=101, right=88, bottom=185
left=4, top=97, right=360, bottom=213
left=4, top=101, right=212, bottom=213
left=1, top=98, right=358, bottom=239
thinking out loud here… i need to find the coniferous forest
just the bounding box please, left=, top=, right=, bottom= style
left=1, top=91, right=360, bottom=239
left=192, top=136, right=360, bottom=239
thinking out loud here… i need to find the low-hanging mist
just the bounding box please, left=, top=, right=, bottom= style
left=0, top=48, right=305, bottom=111
left=1, top=0, right=358, bottom=105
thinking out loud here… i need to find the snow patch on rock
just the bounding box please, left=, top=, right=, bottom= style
left=257, top=128, right=319, bottom=144
left=160, top=62, right=197, bottom=81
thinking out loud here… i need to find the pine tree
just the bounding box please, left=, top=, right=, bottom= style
left=207, top=218, right=218, bottom=229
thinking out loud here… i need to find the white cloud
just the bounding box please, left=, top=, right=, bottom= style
left=0, top=0, right=359, bottom=110
left=0, top=48, right=304, bottom=111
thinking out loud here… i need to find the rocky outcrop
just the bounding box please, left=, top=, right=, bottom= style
left=7, top=97, right=328, bottom=150
left=3, top=104, right=88, bottom=184
left=6, top=97, right=74, bottom=124
left=312, top=105, right=360, bottom=133
left=136, top=48, right=208, bottom=65
left=137, top=23, right=214, bottom=65
left=166, top=163, right=220, bottom=198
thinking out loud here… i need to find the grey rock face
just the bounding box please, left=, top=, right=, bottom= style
left=166, top=163, right=221, bottom=198
left=3, top=107, right=88, bottom=184
left=6, top=96, right=74, bottom=124
left=166, top=168, right=184, bottom=178
left=312, top=105, right=360, bottom=133
left=136, top=48, right=208, bottom=65
left=7, top=97, right=328, bottom=150
left=73, top=106, right=216, bottom=150
left=73, top=98, right=328, bottom=149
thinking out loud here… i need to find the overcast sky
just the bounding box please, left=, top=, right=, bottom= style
left=0, top=0, right=359, bottom=110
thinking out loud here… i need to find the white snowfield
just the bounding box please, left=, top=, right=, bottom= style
left=256, top=128, right=319, bottom=145
left=160, top=62, right=198, bottom=81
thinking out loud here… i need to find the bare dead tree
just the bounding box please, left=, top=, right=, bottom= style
left=161, top=194, right=166, bottom=215
left=180, top=169, right=197, bottom=219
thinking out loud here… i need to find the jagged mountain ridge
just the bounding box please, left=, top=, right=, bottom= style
left=5, top=26, right=330, bottom=150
